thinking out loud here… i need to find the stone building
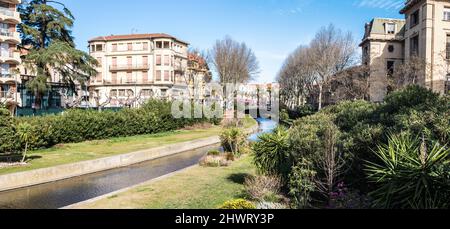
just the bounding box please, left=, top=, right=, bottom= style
left=361, top=0, right=450, bottom=102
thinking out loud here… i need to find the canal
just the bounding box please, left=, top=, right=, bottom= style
left=0, top=118, right=277, bottom=209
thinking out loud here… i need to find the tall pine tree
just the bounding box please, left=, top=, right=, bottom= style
left=18, top=0, right=97, bottom=109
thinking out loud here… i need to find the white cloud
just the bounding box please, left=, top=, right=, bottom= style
left=354, top=0, right=404, bottom=10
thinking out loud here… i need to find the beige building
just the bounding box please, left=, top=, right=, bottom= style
left=361, top=0, right=450, bottom=102
left=88, top=33, right=192, bottom=108
left=0, top=0, right=21, bottom=114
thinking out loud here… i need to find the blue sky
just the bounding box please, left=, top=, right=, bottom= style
left=59, top=0, right=406, bottom=83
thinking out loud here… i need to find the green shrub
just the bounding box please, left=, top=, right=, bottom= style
left=0, top=100, right=218, bottom=154
left=288, top=159, right=317, bottom=209
left=252, top=126, right=291, bottom=179
left=207, top=150, right=221, bottom=156
left=289, top=113, right=342, bottom=164
left=219, top=199, right=256, bottom=209
left=366, top=133, right=450, bottom=209
left=0, top=109, right=17, bottom=155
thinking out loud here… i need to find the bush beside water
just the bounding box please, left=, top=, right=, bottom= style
left=0, top=100, right=220, bottom=156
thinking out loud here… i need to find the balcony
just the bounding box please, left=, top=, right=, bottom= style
left=0, top=73, right=19, bottom=83
left=109, top=64, right=150, bottom=72
left=0, top=31, right=20, bottom=44
left=0, top=90, right=13, bottom=99
left=0, top=51, right=21, bottom=64
left=0, top=7, right=21, bottom=24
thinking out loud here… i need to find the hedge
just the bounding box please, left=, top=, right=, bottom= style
left=0, top=100, right=220, bottom=155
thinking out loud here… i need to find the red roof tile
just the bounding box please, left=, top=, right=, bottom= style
left=89, top=33, right=189, bottom=45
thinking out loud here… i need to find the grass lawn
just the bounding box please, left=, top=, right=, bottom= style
left=0, top=117, right=257, bottom=176
left=74, top=155, right=256, bottom=209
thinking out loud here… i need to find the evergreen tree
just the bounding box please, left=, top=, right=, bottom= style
left=18, top=0, right=97, bottom=109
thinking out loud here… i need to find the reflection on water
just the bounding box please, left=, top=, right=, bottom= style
left=0, top=118, right=277, bottom=209
left=248, top=118, right=279, bottom=142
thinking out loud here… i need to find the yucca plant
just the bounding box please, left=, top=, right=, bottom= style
left=365, top=133, right=450, bottom=209
left=253, top=126, right=292, bottom=179
left=220, top=127, right=247, bottom=156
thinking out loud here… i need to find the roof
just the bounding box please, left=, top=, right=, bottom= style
left=368, top=18, right=406, bottom=35
left=88, top=33, right=189, bottom=45
left=360, top=18, right=406, bottom=46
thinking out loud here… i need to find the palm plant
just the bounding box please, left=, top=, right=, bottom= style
left=220, top=127, right=246, bottom=156
left=252, top=126, right=292, bottom=179
left=17, top=122, right=34, bottom=163
left=365, top=133, right=450, bottom=209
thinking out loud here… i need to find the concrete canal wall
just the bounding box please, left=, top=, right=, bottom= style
left=0, top=122, right=260, bottom=192
left=0, top=136, right=220, bottom=192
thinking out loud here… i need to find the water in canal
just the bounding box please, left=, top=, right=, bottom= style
left=0, top=118, right=278, bottom=209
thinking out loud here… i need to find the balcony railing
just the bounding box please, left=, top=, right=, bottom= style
left=109, top=64, right=150, bottom=71
left=0, top=73, right=18, bottom=79
left=0, top=8, right=15, bottom=17
left=0, top=91, right=13, bottom=99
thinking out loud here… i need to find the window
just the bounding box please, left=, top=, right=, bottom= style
left=111, top=72, right=117, bottom=84
left=112, top=44, right=118, bottom=52
left=446, top=74, right=450, bottom=95
left=95, top=44, right=103, bottom=52
left=163, top=41, right=170, bottom=49
left=164, top=55, right=170, bottom=66
left=142, top=71, right=148, bottom=83
left=387, top=61, right=395, bottom=76
left=446, top=35, right=450, bottom=59
left=143, top=42, right=149, bottom=51
left=410, top=10, right=420, bottom=28
left=386, top=23, right=396, bottom=34
left=156, top=70, right=162, bottom=81
left=164, top=70, right=170, bottom=81
left=364, top=46, right=369, bottom=56
left=410, top=35, right=419, bottom=56
left=127, top=43, right=132, bottom=51
left=156, top=41, right=162, bottom=49
left=156, top=55, right=161, bottom=66
left=118, top=89, right=126, bottom=97
left=110, top=90, right=117, bottom=97
left=90, top=45, right=95, bottom=52
left=96, top=72, right=103, bottom=82
left=127, top=71, right=132, bottom=82
left=444, top=8, right=450, bottom=21
left=388, top=45, right=395, bottom=53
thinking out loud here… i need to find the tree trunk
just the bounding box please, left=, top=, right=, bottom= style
left=21, top=142, right=28, bottom=163
left=318, top=84, right=323, bottom=110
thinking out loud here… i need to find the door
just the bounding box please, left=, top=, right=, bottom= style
left=142, top=56, right=148, bottom=67
left=112, top=57, right=117, bottom=68
left=127, top=56, right=132, bottom=68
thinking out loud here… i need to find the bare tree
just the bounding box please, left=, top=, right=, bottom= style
left=277, top=46, right=316, bottom=109
left=315, top=126, right=344, bottom=204
left=309, top=24, right=357, bottom=110
left=209, top=36, right=260, bottom=84
left=329, top=65, right=370, bottom=102
left=390, top=55, right=428, bottom=91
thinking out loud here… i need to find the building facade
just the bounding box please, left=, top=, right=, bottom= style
left=361, top=0, right=450, bottom=102
left=0, top=0, right=21, bottom=114
left=88, top=33, right=191, bottom=108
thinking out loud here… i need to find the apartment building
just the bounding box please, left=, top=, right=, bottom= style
left=0, top=0, right=21, bottom=114
left=88, top=33, right=191, bottom=108
left=361, top=0, right=450, bottom=102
